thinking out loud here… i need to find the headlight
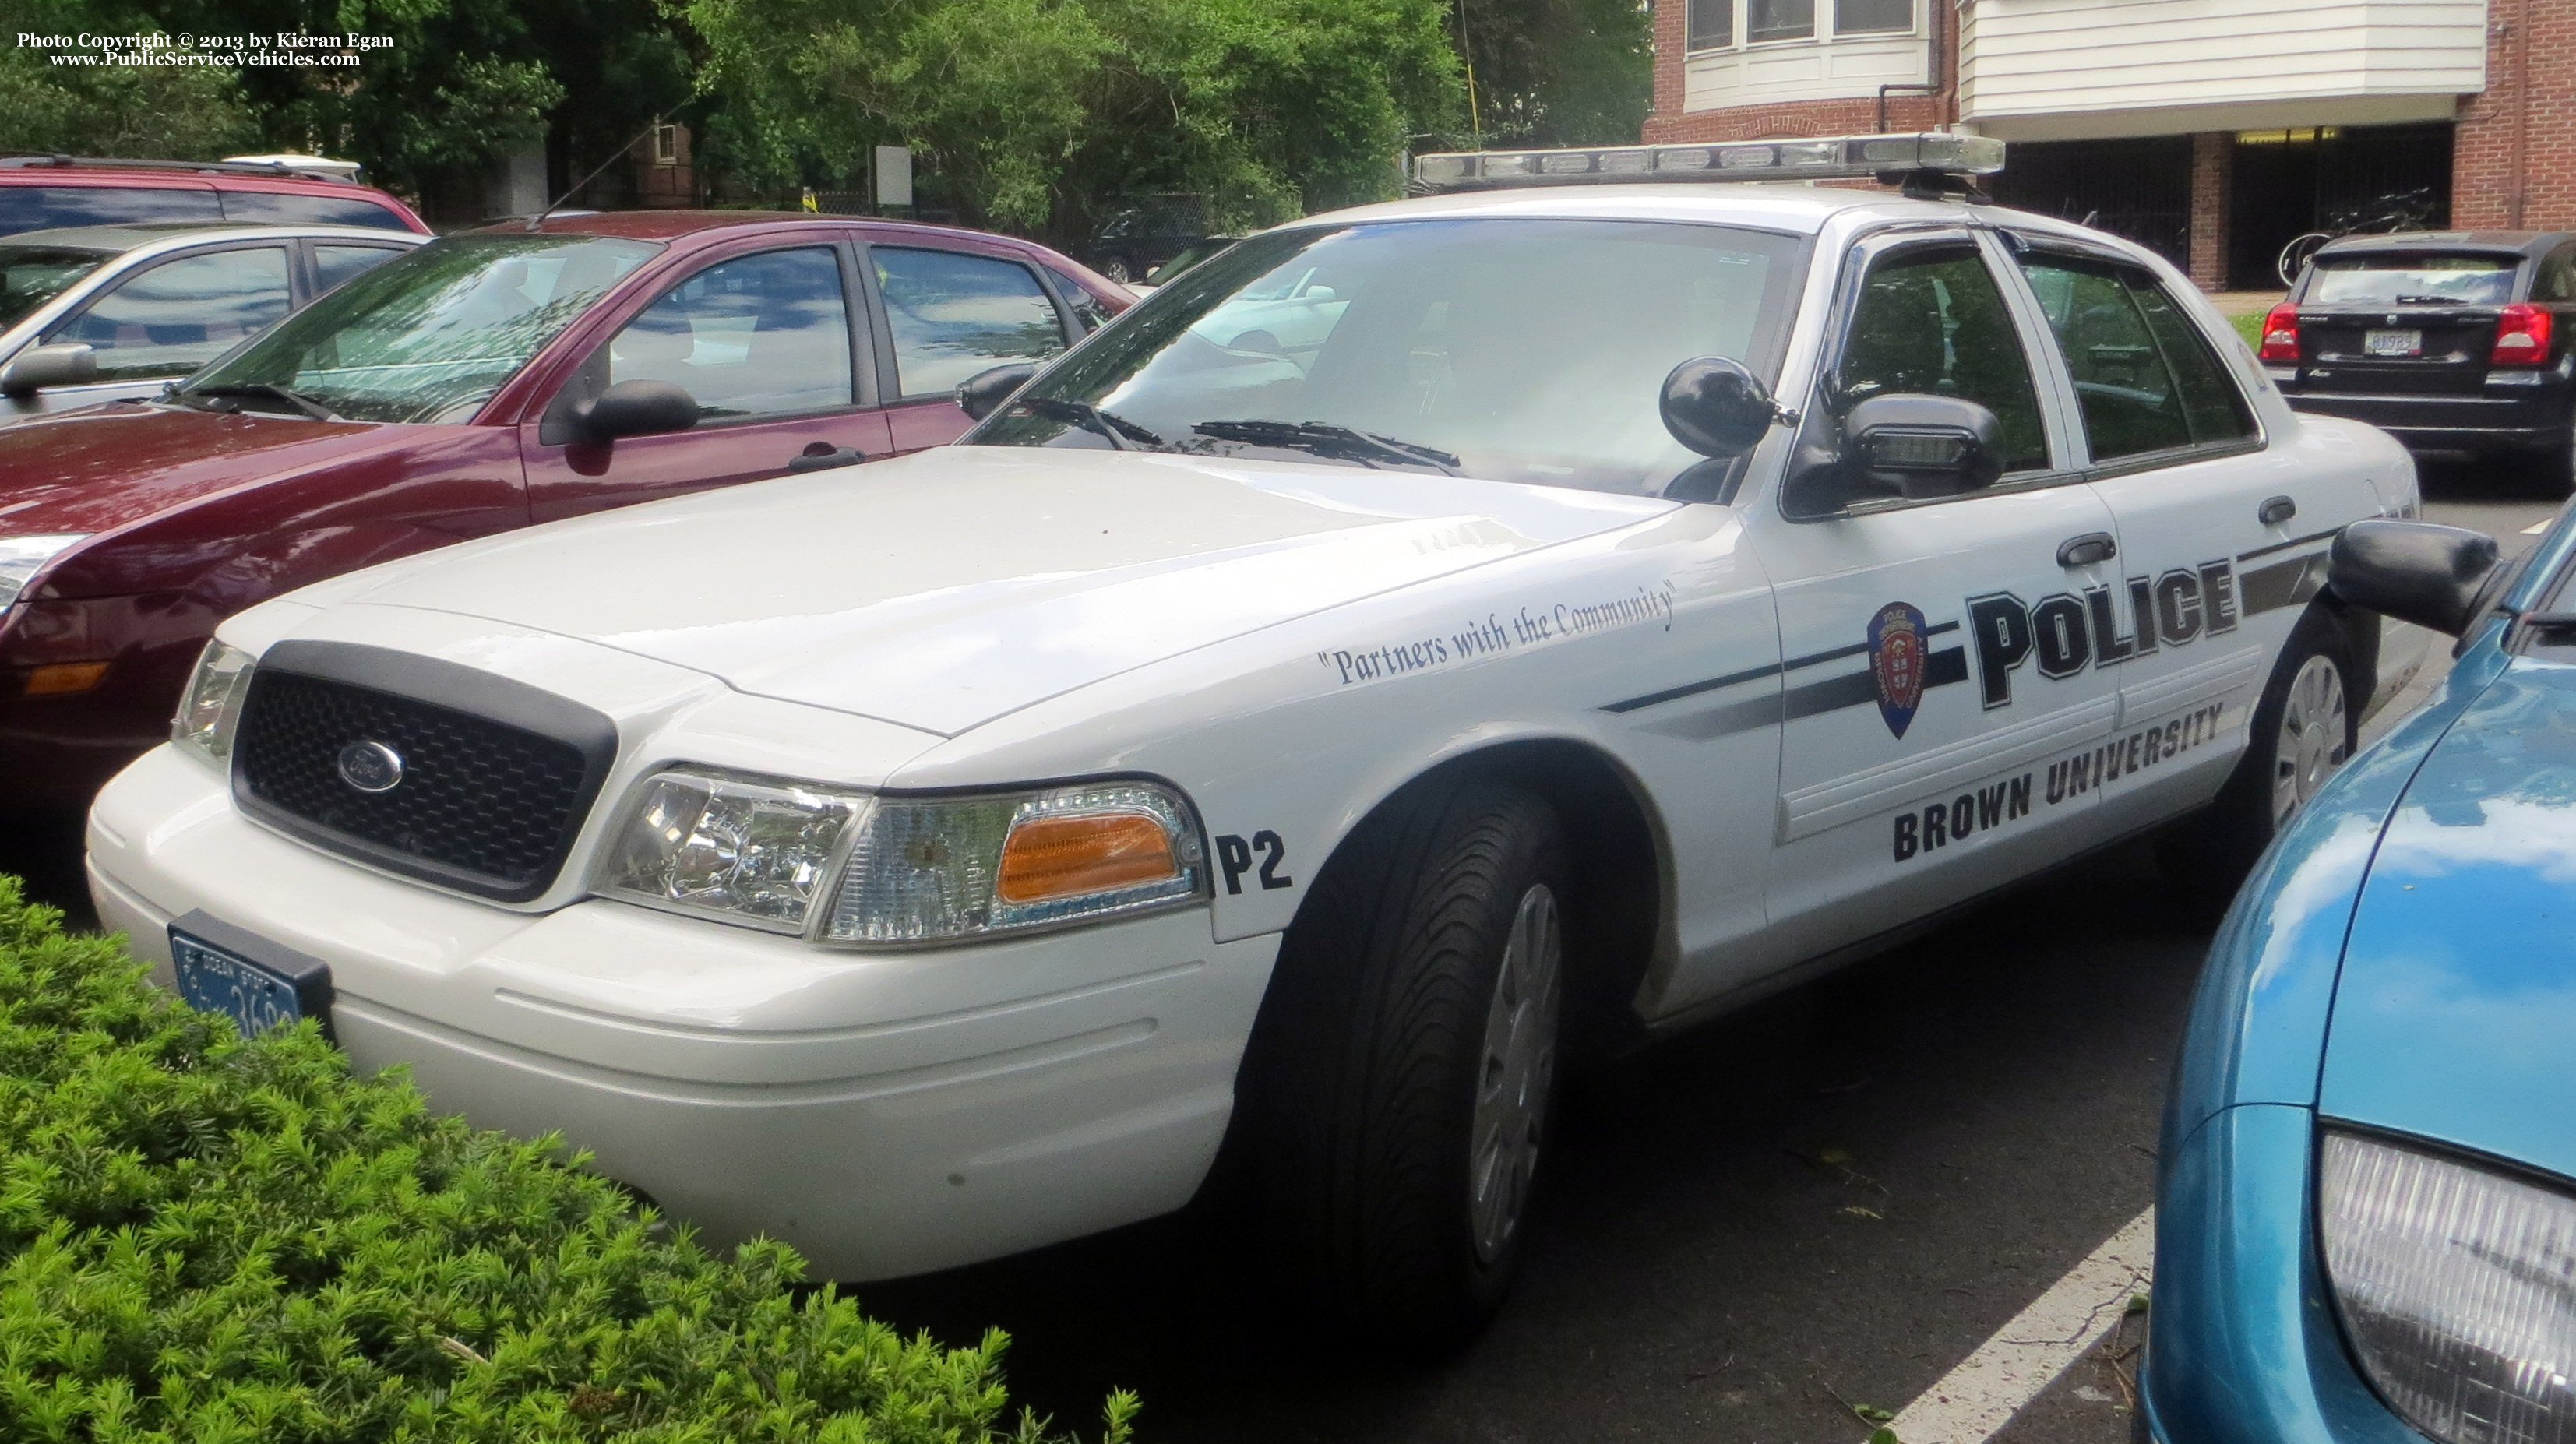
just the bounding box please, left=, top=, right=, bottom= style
left=0, top=534, right=87, bottom=611
left=600, top=769, right=869, bottom=932
left=2320, top=1129, right=2576, bottom=1444
left=171, top=639, right=256, bottom=763
left=821, top=780, right=1204, bottom=945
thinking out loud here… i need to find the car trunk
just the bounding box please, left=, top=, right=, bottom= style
left=2293, top=250, right=2525, bottom=396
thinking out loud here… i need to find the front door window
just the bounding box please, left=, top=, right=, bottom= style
left=51, top=247, right=291, bottom=381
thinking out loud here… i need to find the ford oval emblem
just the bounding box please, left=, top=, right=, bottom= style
left=335, top=740, right=405, bottom=794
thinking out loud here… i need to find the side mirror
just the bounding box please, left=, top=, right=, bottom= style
left=957, top=362, right=1039, bottom=421
left=2328, top=520, right=2501, bottom=636
left=1661, top=356, right=1778, bottom=459
left=571, top=379, right=699, bottom=442
left=1844, top=394, right=2004, bottom=499
left=0, top=343, right=100, bottom=396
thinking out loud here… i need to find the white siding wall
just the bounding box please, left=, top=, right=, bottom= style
left=1684, top=33, right=1933, bottom=111
left=1958, top=0, right=2486, bottom=139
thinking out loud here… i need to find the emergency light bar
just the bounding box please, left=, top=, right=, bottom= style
left=1409, top=132, right=2005, bottom=192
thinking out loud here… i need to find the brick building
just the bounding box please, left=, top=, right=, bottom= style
left=1647, top=0, right=2576, bottom=289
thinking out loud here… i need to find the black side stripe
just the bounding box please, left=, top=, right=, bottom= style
left=2237, top=526, right=2342, bottom=564
left=1783, top=646, right=1968, bottom=720
left=2241, top=552, right=2328, bottom=617
left=1601, top=619, right=1961, bottom=715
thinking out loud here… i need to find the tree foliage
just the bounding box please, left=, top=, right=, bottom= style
left=1453, top=0, right=1652, bottom=150
left=0, top=2, right=263, bottom=158
left=675, top=0, right=1466, bottom=238
left=0, top=875, right=1135, bottom=1442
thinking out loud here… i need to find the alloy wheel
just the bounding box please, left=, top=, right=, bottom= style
left=1468, top=882, right=1563, bottom=1264
left=2271, top=654, right=2349, bottom=825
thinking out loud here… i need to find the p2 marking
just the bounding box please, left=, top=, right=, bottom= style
left=1217, top=831, right=1294, bottom=894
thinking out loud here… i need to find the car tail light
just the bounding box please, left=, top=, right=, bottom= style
left=2260, top=303, right=2302, bottom=363
left=2492, top=302, right=2553, bottom=366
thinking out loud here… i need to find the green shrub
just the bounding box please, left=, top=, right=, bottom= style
left=0, top=877, right=1136, bottom=1443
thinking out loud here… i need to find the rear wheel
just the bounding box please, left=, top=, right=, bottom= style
left=1236, top=778, right=1569, bottom=1350
left=2159, top=605, right=2357, bottom=900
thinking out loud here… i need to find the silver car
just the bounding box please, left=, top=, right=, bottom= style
left=0, top=222, right=427, bottom=421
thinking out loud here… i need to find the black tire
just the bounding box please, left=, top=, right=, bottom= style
left=1235, top=777, right=1570, bottom=1351
left=2160, top=604, right=2359, bottom=900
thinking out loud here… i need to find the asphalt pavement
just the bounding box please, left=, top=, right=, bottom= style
left=7, top=465, right=2559, bottom=1444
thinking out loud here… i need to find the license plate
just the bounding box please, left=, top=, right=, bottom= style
left=171, top=914, right=331, bottom=1037
left=2365, top=328, right=2422, bottom=357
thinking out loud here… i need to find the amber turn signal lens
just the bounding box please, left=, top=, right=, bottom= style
left=22, top=660, right=108, bottom=697
left=996, top=811, right=1179, bottom=903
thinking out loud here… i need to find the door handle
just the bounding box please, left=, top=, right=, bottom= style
left=788, top=443, right=869, bottom=474
left=2056, top=532, right=2117, bottom=568
left=2259, top=495, right=2297, bottom=527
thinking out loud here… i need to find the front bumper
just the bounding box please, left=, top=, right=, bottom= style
left=2141, top=1104, right=2422, bottom=1444
left=86, top=743, right=1278, bottom=1280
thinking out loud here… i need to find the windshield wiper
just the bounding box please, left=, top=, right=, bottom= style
left=1020, top=396, right=1168, bottom=451
left=181, top=382, right=338, bottom=422
left=1189, top=419, right=1460, bottom=475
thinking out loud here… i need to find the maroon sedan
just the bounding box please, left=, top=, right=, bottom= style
left=0, top=211, right=1129, bottom=813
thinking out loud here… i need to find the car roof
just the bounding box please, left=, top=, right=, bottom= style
left=0, top=221, right=422, bottom=252
left=2317, top=229, right=2575, bottom=259
left=488, top=210, right=1053, bottom=249
left=1285, top=181, right=2114, bottom=249
left=0, top=156, right=379, bottom=195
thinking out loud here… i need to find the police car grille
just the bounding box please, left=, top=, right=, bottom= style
left=235, top=672, right=591, bottom=894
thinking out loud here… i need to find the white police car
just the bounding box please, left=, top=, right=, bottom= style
left=86, top=134, right=2423, bottom=1344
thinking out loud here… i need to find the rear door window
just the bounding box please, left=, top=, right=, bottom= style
left=312, top=244, right=408, bottom=294
left=220, top=191, right=413, bottom=231
left=2306, top=254, right=2518, bottom=306
left=2017, top=255, right=2254, bottom=462
left=49, top=245, right=293, bottom=380
left=874, top=247, right=1067, bottom=396
left=0, top=185, right=221, bottom=236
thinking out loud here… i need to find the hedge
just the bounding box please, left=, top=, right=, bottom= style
left=0, top=877, right=1137, bottom=1443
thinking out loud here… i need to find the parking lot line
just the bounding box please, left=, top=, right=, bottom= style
left=1867, top=1208, right=2155, bottom=1443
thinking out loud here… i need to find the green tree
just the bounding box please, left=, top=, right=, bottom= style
left=0, top=2, right=262, bottom=157
left=674, top=0, right=1464, bottom=238
left=1451, top=0, right=1652, bottom=149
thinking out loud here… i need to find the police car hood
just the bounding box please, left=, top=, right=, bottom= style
left=337, top=445, right=1675, bottom=735
left=2316, top=659, right=2576, bottom=1182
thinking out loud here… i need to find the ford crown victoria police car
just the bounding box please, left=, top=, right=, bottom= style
left=85, top=135, right=2425, bottom=1344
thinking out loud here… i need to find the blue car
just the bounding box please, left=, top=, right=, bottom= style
left=2147, top=507, right=2576, bottom=1443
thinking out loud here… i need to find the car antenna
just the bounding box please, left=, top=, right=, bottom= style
left=525, top=118, right=664, bottom=232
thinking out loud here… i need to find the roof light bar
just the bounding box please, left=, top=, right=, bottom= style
left=1410, top=132, right=2005, bottom=192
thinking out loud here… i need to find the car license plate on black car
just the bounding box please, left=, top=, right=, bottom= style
left=171, top=922, right=331, bottom=1037
left=2365, top=328, right=2422, bottom=357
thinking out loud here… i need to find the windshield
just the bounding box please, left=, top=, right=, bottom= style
left=0, top=245, right=110, bottom=329
left=970, top=219, right=1805, bottom=496
left=2310, top=253, right=2518, bottom=306
left=180, top=234, right=659, bottom=423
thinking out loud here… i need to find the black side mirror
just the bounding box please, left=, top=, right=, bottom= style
left=1661, top=356, right=1779, bottom=459
left=2328, top=520, right=2501, bottom=636
left=1844, top=394, right=2004, bottom=499
left=0, top=342, right=100, bottom=396
left=957, top=362, right=1039, bottom=421
left=571, top=379, right=699, bottom=442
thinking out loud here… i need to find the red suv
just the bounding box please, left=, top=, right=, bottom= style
left=0, top=156, right=427, bottom=237
left=0, top=211, right=1128, bottom=813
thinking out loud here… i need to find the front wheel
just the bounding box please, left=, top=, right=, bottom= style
left=2160, top=606, right=2358, bottom=898
left=1236, top=778, right=1570, bottom=1350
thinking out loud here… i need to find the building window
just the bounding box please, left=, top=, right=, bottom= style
left=651, top=124, right=682, bottom=167
left=1833, top=0, right=1912, bottom=33
left=1686, top=0, right=1733, bottom=50
left=1748, top=0, right=1814, bottom=43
